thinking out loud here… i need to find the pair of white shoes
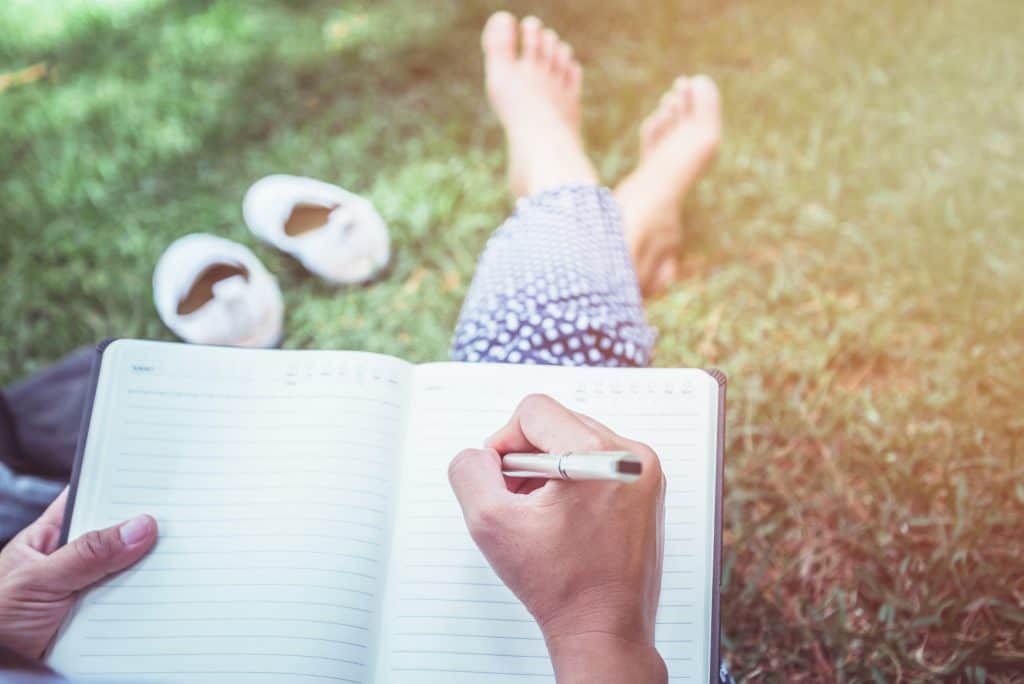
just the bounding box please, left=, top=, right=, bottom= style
left=153, top=175, right=390, bottom=347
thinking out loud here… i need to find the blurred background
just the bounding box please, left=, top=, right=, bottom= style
left=1, top=0, right=1022, bottom=680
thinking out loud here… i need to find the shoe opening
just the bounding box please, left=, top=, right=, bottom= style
left=285, top=203, right=337, bottom=236
left=177, top=262, right=250, bottom=315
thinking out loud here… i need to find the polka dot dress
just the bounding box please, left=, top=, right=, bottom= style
left=451, top=185, right=656, bottom=367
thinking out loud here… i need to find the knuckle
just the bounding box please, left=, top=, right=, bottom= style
left=466, top=504, right=506, bottom=543
left=4, top=565, right=35, bottom=593
left=448, top=448, right=476, bottom=475
left=75, top=529, right=112, bottom=564
left=447, top=449, right=481, bottom=486
left=518, top=393, right=556, bottom=414
left=577, top=431, right=607, bottom=452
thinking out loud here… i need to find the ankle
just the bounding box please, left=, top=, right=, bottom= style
left=511, top=131, right=598, bottom=196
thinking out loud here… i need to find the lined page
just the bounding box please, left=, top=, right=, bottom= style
left=376, top=363, right=720, bottom=683
left=48, top=340, right=412, bottom=684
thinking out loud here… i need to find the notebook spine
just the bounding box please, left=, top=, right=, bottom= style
left=59, top=338, right=119, bottom=545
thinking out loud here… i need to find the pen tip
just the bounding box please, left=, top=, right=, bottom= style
left=617, top=460, right=643, bottom=475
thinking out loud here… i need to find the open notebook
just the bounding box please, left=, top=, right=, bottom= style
left=47, top=339, right=725, bottom=683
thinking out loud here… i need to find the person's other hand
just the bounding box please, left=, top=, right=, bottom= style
left=0, top=487, right=157, bottom=660
left=448, top=394, right=667, bottom=684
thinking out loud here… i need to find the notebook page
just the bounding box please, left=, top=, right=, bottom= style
left=375, top=362, right=720, bottom=683
left=48, top=340, right=413, bottom=684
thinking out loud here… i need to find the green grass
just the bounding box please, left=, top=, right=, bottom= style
left=2, top=0, right=1023, bottom=680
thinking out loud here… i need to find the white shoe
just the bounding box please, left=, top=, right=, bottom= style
left=242, top=174, right=390, bottom=284
left=153, top=233, right=284, bottom=347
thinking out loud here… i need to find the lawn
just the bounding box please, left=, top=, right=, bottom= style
left=2, top=0, right=1023, bottom=680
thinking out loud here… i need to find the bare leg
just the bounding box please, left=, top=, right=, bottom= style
left=482, top=12, right=597, bottom=197
left=453, top=13, right=655, bottom=368
left=615, top=75, right=722, bottom=298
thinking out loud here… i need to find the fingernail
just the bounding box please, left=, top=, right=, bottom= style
left=119, top=515, right=152, bottom=545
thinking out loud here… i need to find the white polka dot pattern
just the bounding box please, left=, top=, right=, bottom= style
left=451, top=185, right=656, bottom=367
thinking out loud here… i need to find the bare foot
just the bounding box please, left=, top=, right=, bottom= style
left=482, top=12, right=597, bottom=197
left=615, top=75, right=722, bottom=298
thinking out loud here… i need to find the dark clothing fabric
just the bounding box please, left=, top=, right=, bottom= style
left=0, top=645, right=66, bottom=682
left=0, top=347, right=92, bottom=543
left=1, top=347, right=92, bottom=479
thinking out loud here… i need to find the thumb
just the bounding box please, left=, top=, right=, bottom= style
left=36, top=515, right=158, bottom=593
left=448, top=448, right=512, bottom=522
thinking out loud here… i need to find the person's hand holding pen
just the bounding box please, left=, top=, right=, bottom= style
left=448, top=394, right=668, bottom=684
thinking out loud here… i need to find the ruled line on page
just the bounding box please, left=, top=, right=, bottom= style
left=124, top=567, right=377, bottom=579
left=403, top=513, right=462, bottom=520
left=113, top=467, right=391, bottom=483
left=87, top=617, right=369, bottom=630
left=417, top=407, right=511, bottom=415
left=125, top=388, right=401, bottom=407
left=404, top=563, right=491, bottom=571
left=109, top=501, right=387, bottom=514
left=389, top=667, right=550, bottom=677
left=78, top=653, right=364, bottom=666
left=124, top=404, right=312, bottom=414
left=88, top=600, right=372, bottom=613
left=122, top=405, right=399, bottom=426
left=397, top=597, right=522, bottom=606
left=100, top=583, right=375, bottom=597
left=395, top=615, right=535, bottom=624
left=399, top=579, right=506, bottom=588
left=144, top=550, right=380, bottom=562
left=120, top=436, right=389, bottom=447
left=116, top=451, right=393, bottom=468
left=121, top=419, right=397, bottom=433
left=110, top=484, right=388, bottom=498
left=392, top=649, right=547, bottom=659
left=155, top=533, right=380, bottom=545
left=74, top=671, right=360, bottom=683
left=394, top=632, right=544, bottom=641
left=82, top=635, right=368, bottom=648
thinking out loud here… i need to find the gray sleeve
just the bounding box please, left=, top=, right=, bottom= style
left=0, top=461, right=63, bottom=543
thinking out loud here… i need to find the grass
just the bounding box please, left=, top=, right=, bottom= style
left=2, top=0, right=1022, bottom=680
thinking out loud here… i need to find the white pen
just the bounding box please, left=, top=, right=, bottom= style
left=501, top=450, right=643, bottom=483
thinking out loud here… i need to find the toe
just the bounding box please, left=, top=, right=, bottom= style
left=641, top=113, right=660, bottom=143
left=675, top=77, right=694, bottom=117
left=659, top=90, right=680, bottom=121
left=690, top=74, right=722, bottom=121
left=565, top=60, right=582, bottom=95
left=655, top=103, right=675, bottom=134
left=652, top=259, right=680, bottom=297
left=554, top=42, right=572, bottom=75
left=646, top=102, right=673, bottom=142
left=481, top=11, right=517, bottom=60
left=541, top=29, right=559, bottom=67
left=520, top=16, right=543, bottom=61
left=670, top=93, right=686, bottom=119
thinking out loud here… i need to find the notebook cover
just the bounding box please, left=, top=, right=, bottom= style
left=58, top=338, right=118, bottom=546
left=702, top=368, right=726, bottom=684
